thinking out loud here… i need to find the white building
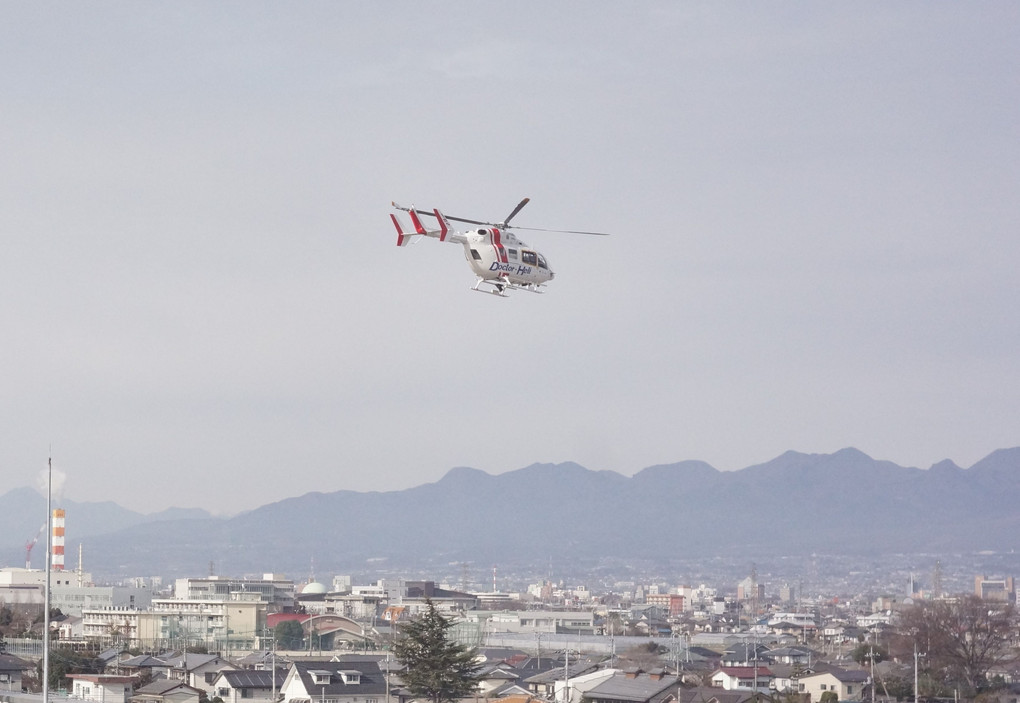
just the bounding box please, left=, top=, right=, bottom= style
left=52, top=584, right=153, bottom=617
left=464, top=610, right=597, bottom=635
left=82, top=597, right=264, bottom=653
left=797, top=669, right=870, bottom=701
left=70, top=674, right=135, bottom=703
left=174, top=574, right=295, bottom=609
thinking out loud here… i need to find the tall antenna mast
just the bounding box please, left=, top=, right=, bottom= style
left=43, top=456, right=52, bottom=703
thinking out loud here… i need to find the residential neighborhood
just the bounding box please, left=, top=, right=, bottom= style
left=2, top=563, right=1019, bottom=703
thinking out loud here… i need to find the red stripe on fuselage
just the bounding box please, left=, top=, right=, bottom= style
left=491, top=228, right=508, bottom=263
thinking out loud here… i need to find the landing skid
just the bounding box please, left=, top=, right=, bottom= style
left=472, top=277, right=544, bottom=297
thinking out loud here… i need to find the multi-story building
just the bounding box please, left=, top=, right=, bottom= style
left=646, top=593, right=685, bottom=617
left=174, top=574, right=296, bottom=609
left=82, top=596, right=265, bottom=653
left=151, top=597, right=265, bottom=652
left=0, top=567, right=76, bottom=606
left=51, top=584, right=153, bottom=617
left=975, top=575, right=1015, bottom=602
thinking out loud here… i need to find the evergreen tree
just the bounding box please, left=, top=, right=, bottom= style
left=274, top=620, right=305, bottom=650
left=393, top=600, right=479, bottom=703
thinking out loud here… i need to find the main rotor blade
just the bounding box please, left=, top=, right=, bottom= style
left=512, top=225, right=611, bottom=236
left=502, top=197, right=530, bottom=226
left=392, top=200, right=609, bottom=234
left=442, top=215, right=491, bottom=226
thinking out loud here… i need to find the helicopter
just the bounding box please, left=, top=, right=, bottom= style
left=389, top=198, right=608, bottom=297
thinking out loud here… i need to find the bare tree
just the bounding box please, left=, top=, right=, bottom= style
left=894, top=595, right=1015, bottom=693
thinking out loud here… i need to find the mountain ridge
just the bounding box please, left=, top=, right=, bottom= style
left=1, top=446, right=1017, bottom=578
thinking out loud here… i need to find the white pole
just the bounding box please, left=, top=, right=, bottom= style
left=43, top=456, right=52, bottom=703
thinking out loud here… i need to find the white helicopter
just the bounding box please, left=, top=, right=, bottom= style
left=390, top=198, right=608, bottom=297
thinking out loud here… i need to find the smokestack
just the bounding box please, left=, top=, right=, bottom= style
left=51, top=509, right=65, bottom=571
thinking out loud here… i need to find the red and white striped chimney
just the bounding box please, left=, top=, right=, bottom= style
left=51, top=509, right=65, bottom=571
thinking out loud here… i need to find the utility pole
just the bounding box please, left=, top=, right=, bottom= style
left=914, top=641, right=920, bottom=703
left=271, top=628, right=278, bottom=701
left=870, top=643, right=876, bottom=703
left=562, top=647, right=570, bottom=703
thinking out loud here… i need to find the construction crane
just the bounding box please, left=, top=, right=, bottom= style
left=25, top=523, right=46, bottom=569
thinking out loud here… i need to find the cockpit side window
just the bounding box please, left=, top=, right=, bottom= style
left=537, top=254, right=548, bottom=269
left=521, top=250, right=538, bottom=265
left=507, top=248, right=518, bottom=260
left=470, top=249, right=482, bottom=260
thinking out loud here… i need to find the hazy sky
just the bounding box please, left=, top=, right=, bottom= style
left=2, top=3, right=1017, bottom=516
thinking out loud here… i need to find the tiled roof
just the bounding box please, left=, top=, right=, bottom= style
left=292, top=660, right=386, bottom=697
left=586, top=672, right=680, bottom=703
left=220, top=669, right=287, bottom=688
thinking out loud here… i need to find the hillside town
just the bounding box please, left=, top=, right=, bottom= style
left=2, top=560, right=1019, bottom=703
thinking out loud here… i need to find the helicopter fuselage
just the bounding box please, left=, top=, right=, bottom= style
left=459, top=228, right=554, bottom=289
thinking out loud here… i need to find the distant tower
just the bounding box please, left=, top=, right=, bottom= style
left=751, top=564, right=759, bottom=618
left=51, top=509, right=65, bottom=571
left=933, top=560, right=943, bottom=598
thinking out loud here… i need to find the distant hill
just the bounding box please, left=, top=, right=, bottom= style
left=0, top=487, right=215, bottom=569
left=1, top=447, right=1018, bottom=579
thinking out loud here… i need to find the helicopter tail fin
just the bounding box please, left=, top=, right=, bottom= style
left=390, top=214, right=414, bottom=247
left=408, top=208, right=429, bottom=236
left=433, top=208, right=451, bottom=242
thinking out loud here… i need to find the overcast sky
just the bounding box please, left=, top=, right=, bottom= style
left=2, top=3, right=1017, bottom=516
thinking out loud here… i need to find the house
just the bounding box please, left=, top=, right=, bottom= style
left=796, top=668, right=870, bottom=701
left=119, top=654, right=172, bottom=679
left=279, top=660, right=386, bottom=703
left=710, top=667, right=772, bottom=693
left=70, top=674, right=136, bottom=703
left=131, top=678, right=204, bottom=703
left=163, top=652, right=237, bottom=694
left=584, top=668, right=680, bottom=703
left=0, top=653, right=33, bottom=692
left=762, top=646, right=813, bottom=667
left=477, top=664, right=522, bottom=697
left=58, top=615, right=84, bottom=641
left=210, top=668, right=288, bottom=703
left=550, top=667, right=617, bottom=703
left=524, top=659, right=600, bottom=699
